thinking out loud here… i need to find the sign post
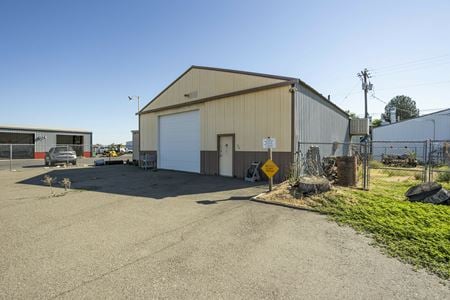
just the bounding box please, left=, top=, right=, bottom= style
left=268, top=147, right=273, bottom=191
left=262, top=137, right=278, bottom=191
left=9, top=144, right=12, bottom=172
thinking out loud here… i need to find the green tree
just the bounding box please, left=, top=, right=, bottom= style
left=382, top=95, right=419, bottom=122
left=345, top=110, right=358, bottom=119
left=371, top=118, right=382, bottom=127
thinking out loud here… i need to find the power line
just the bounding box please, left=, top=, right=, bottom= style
left=366, top=108, right=448, bottom=115
left=371, top=92, right=447, bottom=113
left=371, top=59, right=450, bottom=74
left=334, top=66, right=450, bottom=99
left=419, top=108, right=449, bottom=112
left=369, top=54, right=450, bottom=72
left=337, top=72, right=450, bottom=95
left=370, top=93, right=387, bottom=104
left=371, top=60, right=450, bottom=77
left=370, top=93, right=426, bottom=117
left=374, top=79, right=450, bottom=91
left=337, top=82, right=360, bottom=104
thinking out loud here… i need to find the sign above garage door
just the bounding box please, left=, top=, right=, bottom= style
left=158, top=110, right=200, bottom=173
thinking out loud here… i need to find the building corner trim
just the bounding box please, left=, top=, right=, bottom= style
left=290, top=83, right=296, bottom=162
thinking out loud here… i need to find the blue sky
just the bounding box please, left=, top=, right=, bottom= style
left=1, top=0, right=449, bottom=144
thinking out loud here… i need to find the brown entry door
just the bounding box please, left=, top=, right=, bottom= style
left=219, top=135, right=233, bottom=177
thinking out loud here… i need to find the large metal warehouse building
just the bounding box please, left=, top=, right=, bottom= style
left=372, top=108, right=450, bottom=161
left=138, top=66, right=350, bottom=180
left=0, top=125, right=93, bottom=159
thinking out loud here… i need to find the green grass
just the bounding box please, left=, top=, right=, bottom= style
left=437, top=172, right=450, bottom=182
left=316, top=173, right=450, bottom=280
left=435, top=166, right=450, bottom=182
left=369, top=160, right=384, bottom=169
left=368, top=160, right=424, bottom=178
left=381, top=169, right=416, bottom=177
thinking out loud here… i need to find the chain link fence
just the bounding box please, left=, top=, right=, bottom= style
left=292, top=139, right=450, bottom=190
left=426, top=140, right=449, bottom=182
left=370, top=140, right=427, bottom=182
left=370, top=140, right=450, bottom=183
left=0, top=144, right=97, bottom=171
left=292, top=141, right=369, bottom=189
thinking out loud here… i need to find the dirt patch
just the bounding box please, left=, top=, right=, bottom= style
left=253, top=181, right=324, bottom=210
left=252, top=178, right=360, bottom=210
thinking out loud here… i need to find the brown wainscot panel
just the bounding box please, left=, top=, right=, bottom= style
left=140, top=151, right=157, bottom=168
left=234, top=151, right=292, bottom=183
left=200, top=151, right=219, bottom=175
left=140, top=150, right=157, bottom=156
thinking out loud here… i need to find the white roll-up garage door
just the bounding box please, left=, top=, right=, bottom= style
left=158, top=110, right=200, bottom=173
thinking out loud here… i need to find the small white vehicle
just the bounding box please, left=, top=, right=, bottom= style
left=45, top=146, right=77, bottom=166
left=97, top=147, right=108, bottom=155
left=118, top=147, right=128, bottom=153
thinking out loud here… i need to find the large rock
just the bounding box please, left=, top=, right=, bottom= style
left=405, top=182, right=442, bottom=201
left=405, top=182, right=449, bottom=205
left=422, top=189, right=450, bottom=205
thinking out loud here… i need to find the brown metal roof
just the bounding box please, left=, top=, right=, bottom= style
left=0, top=124, right=92, bottom=134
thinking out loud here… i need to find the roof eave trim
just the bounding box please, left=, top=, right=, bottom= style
left=138, top=65, right=297, bottom=114
left=373, top=107, right=450, bottom=129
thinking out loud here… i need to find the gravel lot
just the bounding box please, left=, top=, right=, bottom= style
left=0, top=165, right=448, bottom=299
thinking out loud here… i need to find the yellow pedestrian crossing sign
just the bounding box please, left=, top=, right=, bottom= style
left=261, top=159, right=279, bottom=178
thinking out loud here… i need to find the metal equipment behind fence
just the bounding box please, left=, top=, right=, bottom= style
left=293, top=141, right=369, bottom=190
left=293, top=139, right=450, bottom=190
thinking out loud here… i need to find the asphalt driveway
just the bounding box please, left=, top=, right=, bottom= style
left=0, top=166, right=448, bottom=299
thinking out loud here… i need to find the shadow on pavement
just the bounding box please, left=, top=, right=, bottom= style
left=22, top=164, right=51, bottom=168
left=196, top=196, right=252, bottom=205
left=18, top=165, right=265, bottom=199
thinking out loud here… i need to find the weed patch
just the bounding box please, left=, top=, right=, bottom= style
left=317, top=177, right=450, bottom=280
left=436, top=172, right=450, bottom=182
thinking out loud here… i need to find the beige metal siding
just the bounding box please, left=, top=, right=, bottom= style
left=139, top=85, right=292, bottom=152
left=132, top=131, right=139, bottom=161
left=139, top=113, right=155, bottom=151
left=204, top=85, right=291, bottom=151
left=142, top=68, right=285, bottom=112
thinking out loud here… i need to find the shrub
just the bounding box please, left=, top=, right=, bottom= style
left=381, top=169, right=412, bottom=177
left=413, top=172, right=423, bottom=181
left=369, top=160, right=383, bottom=169
left=42, top=175, right=57, bottom=195
left=436, top=171, right=450, bottom=182
left=60, top=178, right=72, bottom=191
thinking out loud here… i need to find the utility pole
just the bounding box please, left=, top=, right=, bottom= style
left=357, top=68, right=372, bottom=190
left=357, top=68, right=372, bottom=119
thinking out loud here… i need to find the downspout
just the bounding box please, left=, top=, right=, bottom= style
left=90, top=132, right=93, bottom=157
left=289, top=81, right=299, bottom=163
left=138, top=111, right=141, bottom=166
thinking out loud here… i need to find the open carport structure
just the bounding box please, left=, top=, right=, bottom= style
left=0, top=125, right=92, bottom=159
